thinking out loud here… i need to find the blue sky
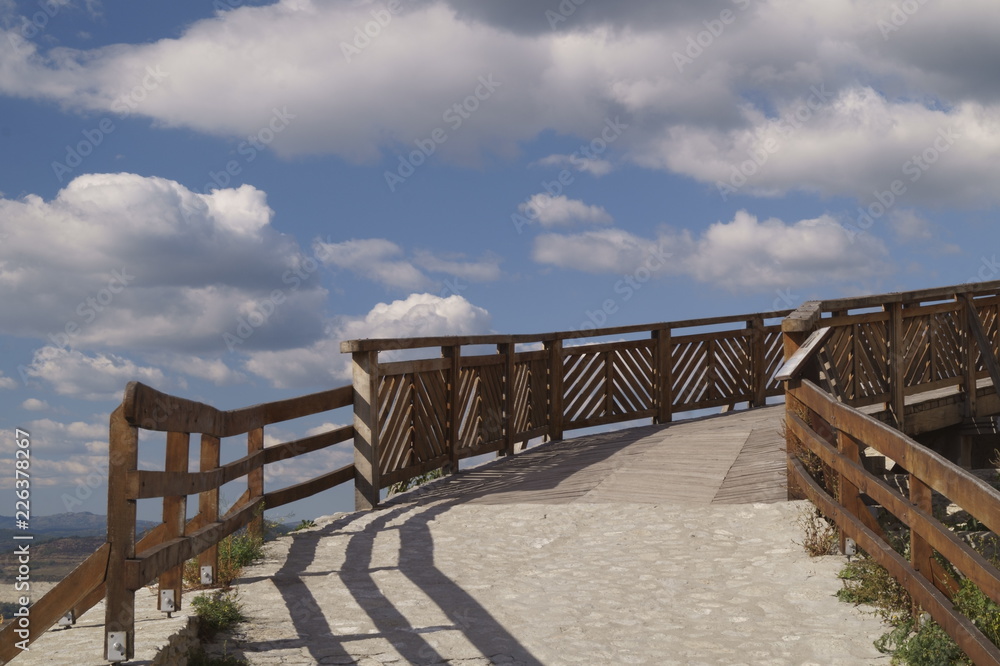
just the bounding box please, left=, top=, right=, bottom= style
left=0, top=0, right=998, bottom=522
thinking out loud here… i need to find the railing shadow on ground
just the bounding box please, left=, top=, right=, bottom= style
left=229, top=499, right=543, bottom=665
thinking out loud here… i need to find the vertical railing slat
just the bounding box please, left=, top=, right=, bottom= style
left=105, top=405, right=138, bottom=662
left=247, top=427, right=264, bottom=540
left=158, top=431, right=189, bottom=613
left=198, top=434, right=221, bottom=586
left=546, top=339, right=564, bottom=441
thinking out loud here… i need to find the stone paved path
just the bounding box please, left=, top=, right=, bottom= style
left=207, top=408, right=889, bottom=665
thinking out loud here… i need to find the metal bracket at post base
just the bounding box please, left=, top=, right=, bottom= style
left=200, top=565, right=214, bottom=585
left=107, top=631, right=128, bottom=662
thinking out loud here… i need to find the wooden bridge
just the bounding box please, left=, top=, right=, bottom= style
left=4, top=280, right=1000, bottom=663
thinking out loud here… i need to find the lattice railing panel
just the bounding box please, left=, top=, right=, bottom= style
left=563, top=349, right=608, bottom=423
left=930, top=310, right=963, bottom=382
left=902, top=315, right=932, bottom=388
left=457, top=362, right=504, bottom=450
left=763, top=328, right=785, bottom=394
left=377, top=370, right=449, bottom=476
left=854, top=321, right=890, bottom=400
left=974, top=302, right=1000, bottom=376
left=611, top=344, right=653, bottom=417
left=513, top=356, right=547, bottom=434
left=713, top=334, right=752, bottom=400
left=672, top=339, right=708, bottom=407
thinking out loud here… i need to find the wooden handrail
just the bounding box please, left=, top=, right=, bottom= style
left=340, top=309, right=792, bottom=352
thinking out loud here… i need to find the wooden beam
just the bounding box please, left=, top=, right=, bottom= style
left=775, top=327, right=832, bottom=382
left=963, top=294, right=1000, bottom=398
left=246, top=427, right=264, bottom=540
left=653, top=328, right=672, bottom=424
left=158, top=431, right=189, bottom=613
left=547, top=339, right=564, bottom=441
left=105, top=406, right=137, bottom=661
left=197, top=434, right=220, bottom=588
left=352, top=350, right=381, bottom=510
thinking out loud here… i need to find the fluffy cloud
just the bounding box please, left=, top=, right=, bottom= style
left=0, top=372, right=16, bottom=389
left=534, top=228, right=667, bottom=274
left=0, top=173, right=328, bottom=354
left=3, top=2, right=1000, bottom=202
left=314, top=238, right=502, bottom=290
left=534, top=211, right=889, bottom=290
left=518, top=194, right=613, bottom=227
left=244, top=293, right=493, bottom=388
left=20, top=398, right=50, bottom=411
left=23, top=346, right=165, bottom=401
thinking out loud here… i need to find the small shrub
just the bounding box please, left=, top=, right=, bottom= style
left=877, top=617, right=968, bottom=666
left=183, top=529, right=266, bottom=589
left=388, top=467, right=445, bottom=496
left=797, top=508, right=840, bottom=556
left=837, top=555, right=912, bottom=625
left=191, top=589, right=246, bottom=642
left=291, top=519, right=316, bottom=532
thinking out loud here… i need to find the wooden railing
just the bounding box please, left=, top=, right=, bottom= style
left=781, top=280, right=1000, bottom=665
left=0, top=382, right=356, bottom=663
left=0, top=308, right=790, bottom=663
left=342, top=310, right=791, bottom=509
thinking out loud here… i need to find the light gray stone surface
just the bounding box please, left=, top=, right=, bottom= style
left=209, top=500, right=889, bottom=665
left=9, top=586, right=197, bottom=665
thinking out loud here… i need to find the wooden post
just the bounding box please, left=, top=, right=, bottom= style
left=499, top=342, right=515, bottom=456
left=749, top=316, right=765, bottom=408
left=352, top=350, right=381, bottom=510
left=247, top=427, right=264, bottom=540
left=782, top=302, right=821, bottom=501
left=443, top=345, right=461, bottom=474
left=961, top=296, right=978, bottom=420
left=909, top=474, right=934, bottom=594
left=197, top=434, right=220, bottom=587
left=158, top=431, right=189, bottom=613
left=837, top=429, right=865, bottom=553
left=105, top=406, right=137, bottom=662
left=546, top=339, right=564, bottom=441
left=653, top=328, right=672, bottom=424
left=887, top=302, right=905, bottom=431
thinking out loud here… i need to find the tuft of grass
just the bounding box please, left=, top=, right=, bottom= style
left=387, top=467, right=445, bottom=496
left=183, top=528, right=266, bottom=589
left=837, top=554, right=912, bottom=626
left=796, top=508, right=840, bottom=557
left=191, top=589, right=246, bottom=642
left=291, top=519, right=316, bottom=532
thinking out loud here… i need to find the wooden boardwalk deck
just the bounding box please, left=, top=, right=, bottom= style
left=386, top=405, right=787, bottom=507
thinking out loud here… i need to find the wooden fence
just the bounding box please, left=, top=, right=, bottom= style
left=0, top=308, right=789, bottom=662
left=342, top=310, right=790, bottom=509
left=781, top=280, right=1000, bottom=665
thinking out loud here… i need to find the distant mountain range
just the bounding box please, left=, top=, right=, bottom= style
left=0, top=511, right=160, bottom=541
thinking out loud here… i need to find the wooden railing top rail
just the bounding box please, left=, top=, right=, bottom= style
left=784, top=280, right=1000, bottom=333
left=340, top=308, right=792, bottom=353
left=124, top=381, right=353, bottom=435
